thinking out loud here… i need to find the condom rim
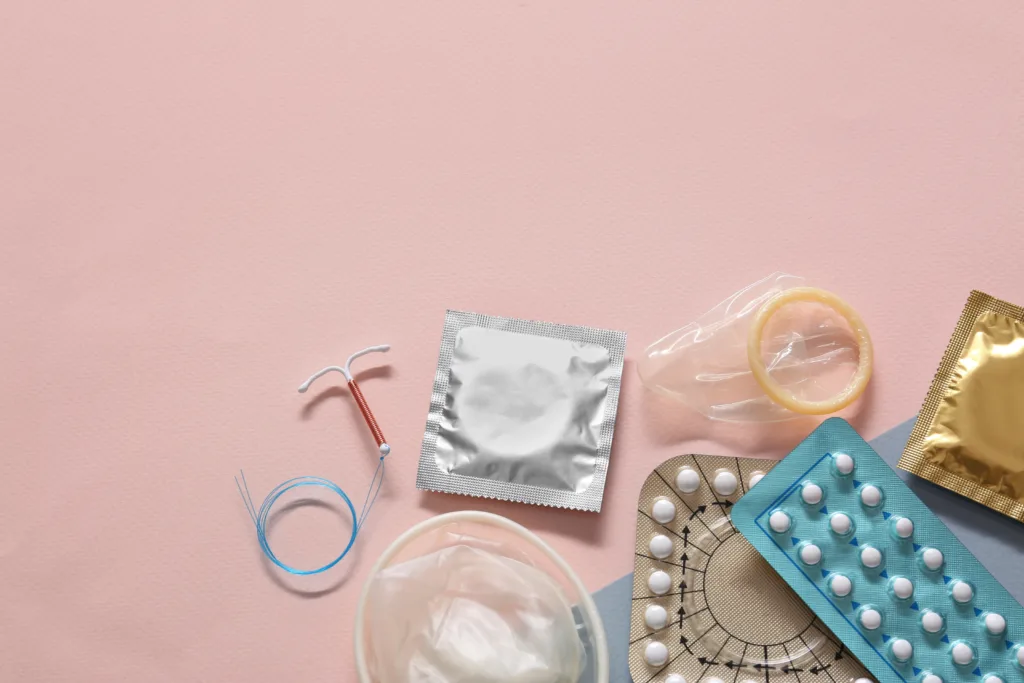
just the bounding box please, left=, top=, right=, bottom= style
left=353, top=510, right=609, bottom=683
left=746, top=287, right=874, bottom=415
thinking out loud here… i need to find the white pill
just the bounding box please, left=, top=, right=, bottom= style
left=645, top=604, right=668, bottom=630
left=1017, top=645, right=1024, bottom=667
left=666, top=675, right=687, bottom=683
left=830, top=574, right=853, bottom=597
left=952, top=581, right=974, bottom=604
left=800, top=543, right=822, bottom=565
left=892, top=577, right=914, bottom=599
left=891, top=638, right=913, bottom=662
left=860, top=484, right=882, bottom=507
left=769, top=510, right=791, bottom=533
left=830, top=513, right=852, bottom=535
left=649, top=534, right=673, bottom=559
left=860, top=608, right=882, bottom=630
left=894, top=517, right=914, bottom=538
left=922, top=675, right=943, bottom=683
left=648, top=570, right=672, bottom=595
left=749, top=471, right=765, bottom=488
left=854, top=679, right=876, bottom=683
left=652, top=499, right=677, bottom=524
left=705, top=678, right=725, bottom=683
left=860, top=546, right=882, bottom=568
left=834, top=452, right=855, bottom=475
left=922, top=547, right=944, bottom=570
left=922, top=611, right=944, bottom=633
left=645, top=640, right=669, bottom=666
left=676, top=467, right=701, bottom=493
left=985, top=612, right=1006, bottom=635
left=801, top=482, right=823, bottom=505
left=983, top=676, right=1004, bottom=683
left=714, top=470, right=738, bottom=496
left=951, top=642, right=975, bottom=665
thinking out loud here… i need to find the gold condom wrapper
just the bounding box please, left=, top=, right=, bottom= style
left=899, top=290, right=1024, bottom=522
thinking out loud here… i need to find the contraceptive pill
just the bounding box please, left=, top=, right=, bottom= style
left=748, top=471, right=765, bottom=488
left=649, top=534, right=673, bottom=559
left=645, top=604, right=668, bottom=630
left=984, top=613, right=1007, bottom=636
left=769, top=509, right=791, bottom=533
left=799, top=542, right=822, bottom=565
left=648, top=570, right=671, bottom=595
left=676, top=467, right=700, bottom=493
left=713, top=470, right=738, bottom=496
left=801, top=482, right=823, bottom=505
left=645, top=640, right=669, bottom=666
left=833, top=452, right=855, bottom=475
left=652, top=498, right=676, bottom=524
left=665, top=675, right=686, bottom=683
left=733, top=419, right=1024, bottom=683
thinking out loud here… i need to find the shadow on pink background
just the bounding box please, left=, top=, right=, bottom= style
left=2, top=2, right=1023, bottom=681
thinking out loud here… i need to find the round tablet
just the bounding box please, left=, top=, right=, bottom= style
left=769, top=510, right=791, bottom=533
left=983, top=676, right=1004, bottom=683
left=749, top=471, right=765, bottom=488
left=860, top=546, right=883, bottom=569
left=984, top=612, right=1006, bottom=636
left=645, top=641, right=669, bottom=666
left=1016, top=645, right=1024, bottom=667
left=860, top=608, right=882, bottom=630
left=799, top=543, right=822, bottom=566
left=891, top=638, right=913, bottom=662
left=854, top=679, right=875, bottom=683
left=921, top=610, right=944, bottom=634
left=830, top=512, right=853, bottom=535
left=860, top=484, right=882, bottom=507
left=922, top=547, right=944, bottom=571
left=705, top=678, right=725, bottom=683
left=829, top=574, right=853, bottom=598
left=666, top=675, right=687, bottom=683
left=951, top=641, right=975, bottom=666
left=645, top=604, right=669, bottom=630
left=922, top=675, right=943, bottom=683
left=892, top=577, right=914, bottom=600
left=676, top=467, right=701, bottom=494
left=894, top=516, right=914, bottom=539
left=801, top=482, right=823, bottom=505
left=652, top=498, right=676, bottom=524
left=952, top=581, right=974, bottom=604
left=649, top=534, right=673, bottom=559
left=714, top=470, right=738, bottom=496
left=648, top=570, right=672, bottom=595
left=834, top=452, right=855, bottom=475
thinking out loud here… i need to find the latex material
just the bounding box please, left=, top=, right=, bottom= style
left=355, top=512, right=606, bottom=683
left=638, top=273, right=864, bottom=422
left=747, top=287, right=873, bottom=416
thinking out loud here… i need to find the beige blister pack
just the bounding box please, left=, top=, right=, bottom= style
left=630, top=454, right=871, bottom=683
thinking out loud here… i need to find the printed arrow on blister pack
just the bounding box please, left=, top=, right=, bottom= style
left=810, top=664, right=831, bottom=674
left=689, top=506, right=707, bottom=520
left=682, top=527, right=690, bottom=547
left=883, top=511, right=892, bottom=520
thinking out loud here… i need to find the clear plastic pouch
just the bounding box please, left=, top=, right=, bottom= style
left=637, top=273, right=862, bottom=423
left=363, top=521, right=588, bottom=683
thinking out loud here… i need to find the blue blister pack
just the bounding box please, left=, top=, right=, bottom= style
left=733, top=418, right=1024, bottom=683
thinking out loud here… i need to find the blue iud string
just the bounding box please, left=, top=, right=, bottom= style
left=236, top=345, right=392, bottom=576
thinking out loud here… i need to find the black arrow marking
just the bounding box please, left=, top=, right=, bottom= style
left=698, top=657, right=720, bottom=666
left=833, top=646, right=845, bottom=661
left=725, top=662, right=736, bottom=669
left=810, top=664, right=832, bottom=675
left=680, top=636, right=693, bottom=654
left=781, top=666, right=805, bottom=673
left=689, top=505, right=708, bottom=520
left=712, top=500, right=735, bottom=509
left=682, top=526, right=691, bottom=546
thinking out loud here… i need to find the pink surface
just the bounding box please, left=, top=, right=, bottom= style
left=2, top=2, right=1024, bottom=681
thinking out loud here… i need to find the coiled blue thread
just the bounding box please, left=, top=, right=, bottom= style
left=237, top=344, right=392, bottom=576
left=235, top=454, right=387, bottom=575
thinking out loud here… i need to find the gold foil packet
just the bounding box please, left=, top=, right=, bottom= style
left=899, top=290, right=1024, bottom=522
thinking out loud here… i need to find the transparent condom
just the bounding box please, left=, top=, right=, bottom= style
left=638, top=273, right=872, bottom=422
left=356, top=512, right=607, bottom=683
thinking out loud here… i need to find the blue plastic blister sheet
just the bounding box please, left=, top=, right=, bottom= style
left=733, top=418, right=1024, bottom=683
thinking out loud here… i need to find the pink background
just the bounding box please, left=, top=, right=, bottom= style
left=3, top=2, right=1024, bottom=681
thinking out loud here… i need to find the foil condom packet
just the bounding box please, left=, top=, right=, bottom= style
left=416, top=310, right=626, bottom=512
left=899, top=290, right=1024, bottom=522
